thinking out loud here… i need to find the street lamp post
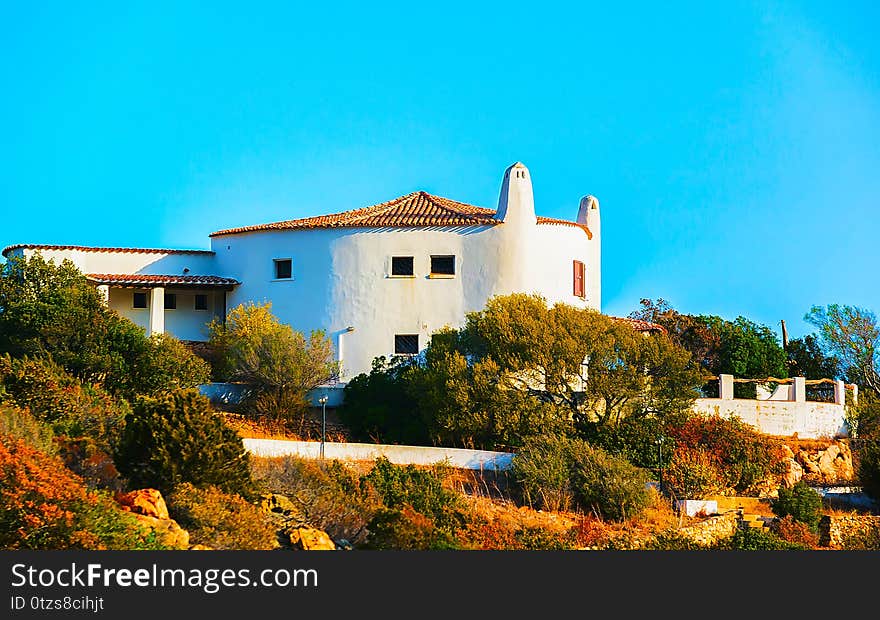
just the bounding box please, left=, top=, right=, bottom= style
left=319, top=395, right=329, bottom=459
left=656, top=436, right=665, bottom=494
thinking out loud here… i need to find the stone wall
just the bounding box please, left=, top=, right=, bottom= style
left=819, top=515, right=880, bottom=548
left=676, top=511, right=740, bottom=547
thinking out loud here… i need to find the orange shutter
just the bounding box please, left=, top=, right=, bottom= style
left=573, top=260, right=585, bottom=298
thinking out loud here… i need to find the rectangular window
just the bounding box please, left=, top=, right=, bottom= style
left=430, top=255, right=455, bottom=276
left=394, top=334, right=419, bottom=355
left=274, top=259, right=292, bottom=280
left=391, top=256, right=414, bottom=276
left=133, top=292, right=148, bottom=309
left=164, top=293, right=177, bottom=310
left=573, top=260, right=586, bottom=298
left=194, top=294, right=208, bottom=311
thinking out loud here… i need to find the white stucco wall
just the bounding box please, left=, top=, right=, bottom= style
left=692, top=398, right=848, bottom=440
left=108, top=287, right=221, bottom=341
left=211, top=220, right=596, bottom=379
left=243, top=438, right=514, bottom=471
left=10, top=247, right=217, bottom=276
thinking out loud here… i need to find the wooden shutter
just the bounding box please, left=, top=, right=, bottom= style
left=573, top=260, right=585, bottom=298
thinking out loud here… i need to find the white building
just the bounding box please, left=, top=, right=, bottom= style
left=3, top=162, right=604, bottom=382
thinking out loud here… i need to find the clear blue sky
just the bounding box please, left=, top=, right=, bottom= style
left=2, top=1, right=878, bottom=338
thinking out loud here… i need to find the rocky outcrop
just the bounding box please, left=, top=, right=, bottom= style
left=115, top=488, right=189, bottom=549
left=116, top=489, right=170, bottom=520
left=792, top=440, right=854, bottom=484
left=288, top=527, right=336, bottom=550
left=780, top=458, right=804, bottom=488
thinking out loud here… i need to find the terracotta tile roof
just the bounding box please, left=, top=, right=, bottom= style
left=86, top=274, right=239, bottom=288
left=613, top=317, right=668, bottom=334
left=210, top=191, right=592, bottom=239
left=2, top=244, right=213, bottom=258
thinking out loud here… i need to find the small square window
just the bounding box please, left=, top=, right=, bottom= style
left=430, top=255, right=455, bottom=276
left=394, top=334, right=419, bottom=355
left=274, top=259, right=292, bottom=279
left=391, top=256, right=414, bottom=276
left=133, top=292, right=147, bottom=309
left=194, top=294, right=208, bottom=311
left=164, top=293, right=177, bottom=310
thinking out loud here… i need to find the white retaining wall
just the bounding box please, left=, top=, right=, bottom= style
left=243, top=438, right=514, bottom=471
left=692, top=398, right=847, bottom=439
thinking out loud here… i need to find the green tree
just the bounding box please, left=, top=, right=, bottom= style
left=631, top=298, right=787, bottom=397
left=209, top=302, right=338, bottom=432
left=786, top=335, right=840, bottom=380
left=115, top=389, right=252, bottom=496
left=805, top=304, right=880, bottom=394
left=0, top=255, right=209, bottom=399
left=340, top=356, right=430, bottom=445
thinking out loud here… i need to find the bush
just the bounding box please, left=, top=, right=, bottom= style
left=340, top=357, right=430, bottom=445
left=511, top=434, right=579, bottom=512
left=0, top=355, right=127, bottom=450
left=512, top=435, right=650, bottom=521
left=0, top=255, right=209, bottom=400
left=666, top=416, right=784, bottom=494
left=857, top=439, right=880, bottom=500
left=715, top=527, right=806, bottom=551
left=570, top=444, right=651, bottom=522
left=360, top=457, right=461, bottom=529
left=0, top=404, right=55, bottom=455
left=771, top=515, right=820, bottom=548
left=56, top=437, right=123, bottom=491
left=0, top=435, right=167, bottom=549
left=167, top=483, right=278, bottom=550
left=364, top=506, right=459, bottom=550
left=770, top=482, right=823, bottom=531
left=251, top=456, right=377, bottom=545
left=662, top=448, right=725, bottom=499
left=209, top=302, right=337, bottom=431
left=115, top=390, right=252, bottom=496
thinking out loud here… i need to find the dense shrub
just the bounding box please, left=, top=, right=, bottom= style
left=665, top=416, right=784, bottom=494
left=56, top=438, right=123, bottom=490
left=0, top=255, right=209, bottom=400
left=340, top=357, right=429, bottom=445
left=251, top=456, right=377, bottom=545
left=512, top=434, right=580, bottom=512
left=0, top=355, right=127, bottom=450
left=857, top=439, right=880, bottom=499
left=715, top=527, right=806, bottom=551
left=770, top=482, right=823, bottom=531
left=512, top=435, right=650, bottom=521
left=115, top=390, right=252, bottom=496
left=579, top=415, right=674, bottom=470
left=662, top=448, right=725, bottom=499
left=167, top=483, right=278, bottom=550
left=0, top=404, right=55, bottom=454
left=360, top=457, right=462, bottom=529
left=771, top=515, right=820, bottom=548
left=0, top=435, right=166, bottom=550
left=364, top=506, right=459, bottom=550
left=209, top=302, right=337, bottom=431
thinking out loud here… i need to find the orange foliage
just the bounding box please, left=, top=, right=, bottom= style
left=0, top=436, right=102, bottom=549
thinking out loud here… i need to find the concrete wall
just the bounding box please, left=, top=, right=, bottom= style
left=693, top=398, right=847, bottom=439
left=243, top=438, right=515, bottom=471
left=694, top=374, right=849, bottom=439
left=199, top=382, right=346, bottom=407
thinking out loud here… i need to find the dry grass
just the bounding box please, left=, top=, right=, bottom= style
left=223, top=412, right=349, bottom=442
